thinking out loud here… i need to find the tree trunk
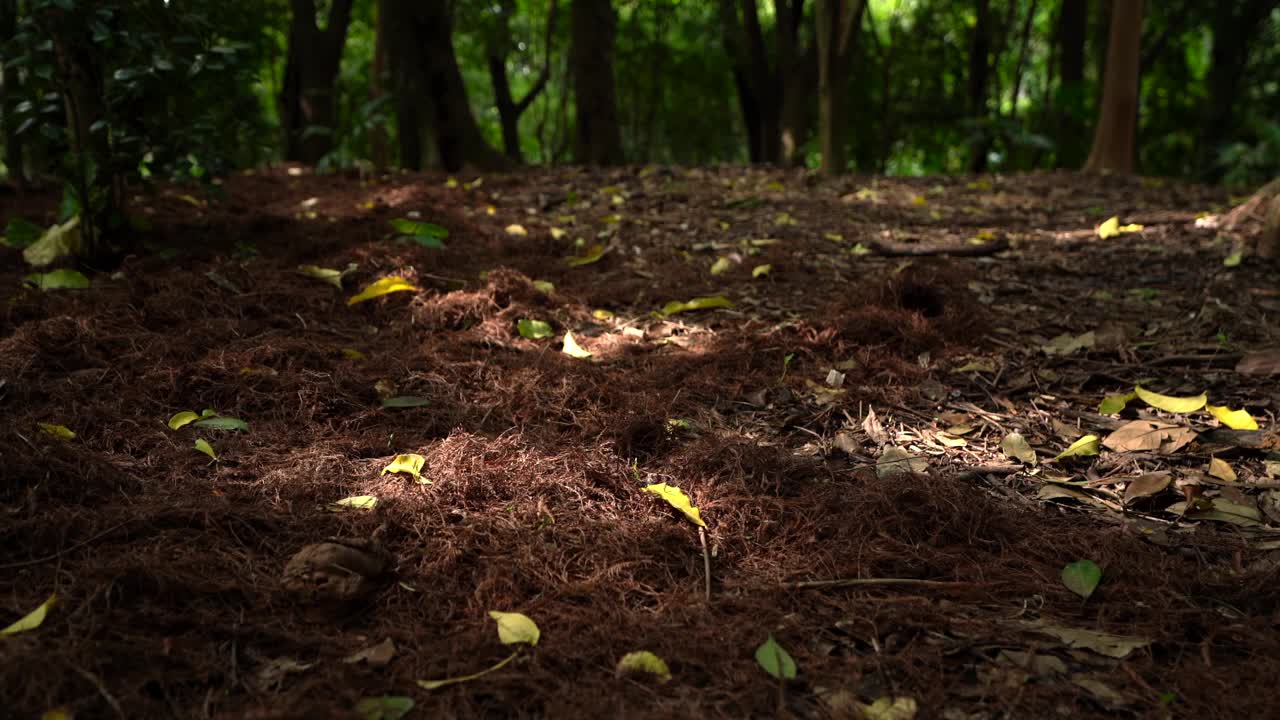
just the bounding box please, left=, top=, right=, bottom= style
left=570, top=0, right=624, bottom=164
left=1200, top=0, right=1277, bottom=178
left=815, top=0, right=867, bottom=175
left=0, top=0, right=22, bottom=187
left=385, top=0, right=506, bottom=171
left=1084, top=0, right=1143, bottom=174
left=966, top=0, right=992, bottom=172
left=486, top=0, right=558, bottom=163
left=1053, top=0, right=1088, bottom=167
left=279, top=0, right=354, bottom=165
left=369, top=0, right=390, bottom=169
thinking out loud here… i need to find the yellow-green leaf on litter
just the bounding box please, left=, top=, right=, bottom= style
left=754, top=634, right=797, bottom=679
left=593, top=308, right=615, bottom=320
left=382, top=453, right=426, bottom=481
left=1052, top=435, right=1100, bottom=461
left=1207, top=404, right=1258, bottom=430
left=25, top=268, right=90, bottom=290
left=341, top=347, right=367, bottom=361
left=1134, top=386, right=1206, bottom=414
left=297, top=263, right=355, bottom=290
left=1000, top=432, right=1037, bottom=465
left=1096, top=216, right=1143, bottom=239
left=1208, top=457, right=1237, bottom=482
left=517, top=318, right=554, bottom=339
left=331, top=495, right=379, bottom=511
left=642, top=483, right=707, bottom=527
left=194, top=438, right=217, bottom=460
left=859, top=697, right=919, bottom=720
left=24, top=215, right=81, bottom=267
left=505, top=224, right=528, bottom=236
left=709, top=257, right=732, bottom=275
left=348, top=277, right=419, bottom=305
left=533, top=280, right=555, bottom=293
left=562, top=331, right=592, bottom=359
left=1, top=593, right=56, bottom=636
left=417, top=652, right=517, bottom=691
left=752, top=264, right=772, bottom=278
left=41, top=707, right=72, bottom=720
left=616, top=650, right=672, bottom=682
left=565, top=244, right=607, bottom=267
left=37, top=423, right=75, bottom=440
left=659, top=295, right=733, bottom=316
left=1099, top=391, right=1137, bottom=415
left=168, top=411, right=199, bottom=430
left=1224, top=251, right=1243, bottom=267
left=488, top=610, right=540, bottom=646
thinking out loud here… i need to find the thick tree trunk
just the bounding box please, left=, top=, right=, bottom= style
left=385, top=0, right=505, bottom=171
left=1053, top=0, right=1088, bottom=167
left=279, top=0, right=353, bottom=165
left=1200, top=0, right=1277, bottom=178
left=966, top=0, right=992, bottom=172
left=570, top=0, right=624, bottom=164
left=1084, top=0, right=1143, bottom=174
left=815, top=0, right=866, bottom=175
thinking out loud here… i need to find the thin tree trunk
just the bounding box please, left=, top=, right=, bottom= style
left=815, top=0, right=867, bottom=175
left=570, top=0, right=624, bottom=164
left=1200, top=0, right=1278, bottom=178
left=369, top=0, right=389, bottom=169
left=279, top=0, right=354, bottom=164
left=1054, top=0, right=1088, bottom=167
left=1084, top=0, right=1143, bottom=173
left=967, top=0, right=992, bottom=172
left=486, top=0, right=558, bottom=162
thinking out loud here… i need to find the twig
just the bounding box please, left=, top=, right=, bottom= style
left=73, top=665, right=125, bottom=718
left=786, top=577, right=973, bottom=590
left=867, top=237, right=1009, bottom=257
left=0, top=520, right=133, bottom=570
left=699, top=527, right=712, bottom=602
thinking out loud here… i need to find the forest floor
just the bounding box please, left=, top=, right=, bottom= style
left=3, top=165, right=1280, bottom=720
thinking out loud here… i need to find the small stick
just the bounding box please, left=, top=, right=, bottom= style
left=699, top=527, right=712, bottom=602
left=786, top=577, right=971, bottom=591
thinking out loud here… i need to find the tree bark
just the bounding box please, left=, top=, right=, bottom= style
left=815, top=0, right=867, bottom=175
left=1053, top=0, right=1088, bottom=167
left=279, top=0, right=354, bottom=165
left=486, top=0, right=558, bottom=162
left=966, top=0, right=993, bottom=172
left=385, top=0, right=506, bottom=171
left=369, top=0, right=389, bottom=169
left=570, top=0, right=624, bottom=164
left=1084, top=0, right=1142, bottom=174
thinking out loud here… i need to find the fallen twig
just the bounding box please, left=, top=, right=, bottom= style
left=699, top=527, right=712, bottom=602
left=867, top=237, right=1009, bottom=257
left=786, top=577, right=974, bottom=591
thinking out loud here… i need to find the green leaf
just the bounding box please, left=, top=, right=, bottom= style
left=382, top=453, right=427, bottom=481
left=381, top=396, right=430, bottom=408
left=37, top=423, right=75, bottom=440
left=565, top=244, right=607, bottom=267
left=417, top=652, right=517, bottom=691
left=2, top=218, right=44, bottom=248
left=561, top=331, right=593, bottom=359
left=1052, top=435, right=1100, bottom=461
left=194, top=438, right=217, bottom=460
left=876, top=446, right=929, bottom=478
left=1134, top=386, right=1206, bottom=414
left=616, top=650, right=672, bottom=682
left=752, top=264, right=772, bottom=278
left=489, top=610, right=540, bottom=646
left=754, top=634, right=797, bottom=680
left=1061, top=560, right=1102, bottom=600
left=659, top=295, right=733, bottom=316
left=23, top=216, right=81, bottom=267
left=858, top=697, right=919, bottom=720
left=1224, top=251, right=1243, bottom=267
left=24, top=268, right=90, bottom=290
left=1, top=593, right=56, bottom=636
left=330, top=495, right=379, bottom=512
left=389, top=218, right=448, bottom=248
left=348, top=277, right=419, bottom=305
left=517, top=318, right=553, bottom=339
left=168, top=411, right=199, bottom=430
left=533, top=280, right=555, bottom=293
left=355, top=696, right=415, bottom=720
left=193, top=416, right=249, bottom=432
left=642, top=482, right=707, bottom=527
left=1098, top=391, right=1136, bottom=415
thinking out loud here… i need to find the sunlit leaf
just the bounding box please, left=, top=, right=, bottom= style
left=348, top=277, right=419, bottom=305
left=562, top=331, right=592, bottom=359
left=381, top=396, right=430, bottom=408
left=592, top=308, right=615, bottom=320
left=642, top=483, right=707, bottom=527
left=168, top=411, right=199, bottom=430
left=194, top=438, right=217, bottom=460
left=616, top=650, right=672, bottom=682
left=1052, top=435, right=1100, bottom=461
left=659, top=295, right=733, bottom=316
left=565, top=244, right=607, bottom=267
left=382, top=453, right=426, bottom=481
left=752, top=264, right=772, bottom=278
left=1134, top=386, right=1206, bottom=414
left=709, top=256, right=732, bottom=275
left=23, top=216, right=81, bottom=267
left=2, top=217, right=43, bottom=249
left=1000, top=432, right=1037, bottom=464
left=518, top=318, right=553, bottom=339
left=193, top=415, right=249, bottom=432
left=1208, top=457, right=1237, bottom=482
left=37, top=423, right=75, bottom=440
left=1096, top=217, right=1143, bottom=239
left=754, top=634, right=797, bottom=679
left=859, top=697, right=919, bottom=720
left=505, top=224, right=527, bottom=236
left=1098, top=391, right=1136, bottom=414
left=533, top=280, right=555, bottom=293
left=1, top=594, right=56, bottom=636
left=24, top=268, right=90, bottom=290
left=389, top=218, right=447, bottom=247
left=1224, top=251, right=1243, bottom=267
left=1207, top=404, right=1258, bottom=430
left=1061, top=560, right=1102, bottom=600
left=489, top=610, right=540, bottom=646
left=297, top=263, right=356, bottom=290
left=331, top=495, right=379, bottom=512
left=355, top=696, right=414, bottom=720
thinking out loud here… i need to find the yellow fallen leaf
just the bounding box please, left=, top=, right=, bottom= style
left=562, top=331, right=592, bottom=359
left=1207, top=404, right=1258, bottom=430
left=533, top=280, right=555, bottom=293
left=592, top=309, right=615, bottom=320
left=1208, top=457, right=1237, bottom=482
left=168, top=411, right=199, bottom=430
left=330, top=495, right=379, bottom=511
left=1097, top=216, right=1120, bottom=239
left=37, top=423, right=75, bottom=440
left=659, top=296, right=733, bottom=316
left=1052, top=435, right=1100, bottom=461
left=488, top=610, right=540, bottom=646
left=341, top=347, right=367, bottom=361
left=565, top=244, right=607, bottom=267
left=297, top=264, right=355, bottom=290
left=348, top=277, right=419, bottom=305
left=860, top=696, right=919, bottom=720
left=382, top=453, right=427, bottom=482
left=1134, top=386, right=1207, bottom=414
left=642, top=483, right=707, bottom=527
left=505, top=224, right=527, bottom=236
left=709, top=257, right=732, bottom=275
left=616, top=650, right=672, bottom=682
left=1, top=593, right=56, bottom=636
left=752, top=264, right=772, bottom=278
left=550, top=227, right=567, bottom=240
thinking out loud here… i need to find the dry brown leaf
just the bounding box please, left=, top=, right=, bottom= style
left=1102, top=420, right=1196, bottom=454
left=1123, top=472, right=1171, bottom=504
left=1208, top=457, right=1237, bottom=483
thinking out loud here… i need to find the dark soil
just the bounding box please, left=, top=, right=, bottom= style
left=3, top=166, right=1279, bottom=719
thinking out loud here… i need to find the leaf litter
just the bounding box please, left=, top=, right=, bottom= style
left=3, top=168, right=1280, bottom=718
